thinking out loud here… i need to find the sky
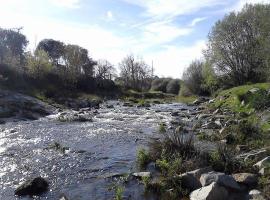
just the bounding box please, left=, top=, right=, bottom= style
left=0, top=0, right=270, bottom=78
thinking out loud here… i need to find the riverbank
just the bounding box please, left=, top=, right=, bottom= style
left=132, top=84, right=270, bottom=200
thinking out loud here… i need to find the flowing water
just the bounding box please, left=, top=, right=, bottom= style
left=0, top=101, right=192, bottom=200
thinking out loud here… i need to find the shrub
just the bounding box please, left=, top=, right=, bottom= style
left=151, top=78, right=171, bottom=93
left=159, top=123, right=166, bottom=133
left=114, top=186, right=124, bottom=200
left=137, top=149, right=151, bottom=170
left=182, top=60, right=204, bottom=95
left=208, top=145, right=255, bottom=173
left=166, top=79, right=180, bottom=94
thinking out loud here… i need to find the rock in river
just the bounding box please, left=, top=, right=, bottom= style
left=15, top=177, right=49, bottom=196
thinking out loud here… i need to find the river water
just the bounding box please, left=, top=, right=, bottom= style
left=0, top=101, right=191, bottom=200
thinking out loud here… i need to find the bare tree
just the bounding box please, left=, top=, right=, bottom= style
left=95, top=59, right=116, bottom=80
left=119, top=54, right=152, bottom=91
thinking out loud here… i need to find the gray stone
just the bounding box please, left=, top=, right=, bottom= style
left=190, top=182, right=228, bottom=200
left=15, top=177, right=49, bottom=196
left=187, top=167, right=213, bottom=179
left=132, top=172, right=151, bottom=178
left=200, top=171, right=240, bottom=190
left=171, top=111, right=179, bottom=116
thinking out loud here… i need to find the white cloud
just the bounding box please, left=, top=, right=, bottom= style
left=140, top=21, right=193, bottom=48
left=49, top=0, right=81, bottom=8
left=190, top=17, right=208, bottom=27
left=145, top=40, right=207, bottom=78
left=123, top=0, right=226, bottom=19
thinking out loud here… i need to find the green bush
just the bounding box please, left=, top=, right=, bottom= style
left=137, top=148, right=151, bottom=170
left=166, top=79, right=180, bottom=94
left=151, top=78, right=171, bottom=93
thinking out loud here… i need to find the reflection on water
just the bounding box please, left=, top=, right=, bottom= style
left=0, top=101, right=189, bottom=200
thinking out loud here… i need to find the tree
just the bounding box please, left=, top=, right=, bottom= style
left=182, top=60, right=204, bottom=95
left=95, top=59, right=116, bottom=79
left=36, top=39, right=65, bottom=66
left=205, top=4, right=270, bottom=85
left=0, top=27, right=28, bottom=67
left=119, top=54, right=152, bottom=91
left=26, top=49, right=52, bottom=79
left=63, top=44, right=96, bottom=83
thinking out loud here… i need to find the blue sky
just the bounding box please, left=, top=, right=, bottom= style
left=0, top=0, right=270, bottom=78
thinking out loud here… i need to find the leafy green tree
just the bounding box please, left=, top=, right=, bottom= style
left=201, top=62, right=219, bottom=94
left=182, top=60, right=204, bottom=95
left=205, top=4, right=270, bottom=85
left=36, top=39, right=65, bottom=66
left=63, top=44, right=96, bottom=84
left=0, top=27, right=28, bottom=68
left=26, top=49, right=52, bottom=79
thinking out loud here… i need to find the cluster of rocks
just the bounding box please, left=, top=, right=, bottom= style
left=57, top=108, right=95, bottom=122
left=186, top=169, right=264, bottom=200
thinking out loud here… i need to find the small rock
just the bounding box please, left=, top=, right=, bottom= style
left=15, top=177, right=49, bottom=196
left=132, top=172, right=151, bottom=178
left=249, top=189, right=266, bottom=200
left=171, top=111, right=179, bottom=116
left=254, top=156, right=270, bottom=169
left=106, top=104, right=114, bottom=109
left=232, top=173, right=258, bottom=187
left=190, top=182, right=228, bottom=200
left=248, top=88, right=260, bottom=94
left=187, top=167, right=213, bottom=179
left=209, top=99, right=215, bottom=104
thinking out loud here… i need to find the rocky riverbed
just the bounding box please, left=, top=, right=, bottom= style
left=0, top=92, right=197, bottom=200
left=1, top=90, right=269, bottom=200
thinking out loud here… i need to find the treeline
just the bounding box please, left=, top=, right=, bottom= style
left=0, top=28, right=119, bottom=97
left=181, top=4, right=270, bottom=96
left=1, top=27, right=168, bottom=97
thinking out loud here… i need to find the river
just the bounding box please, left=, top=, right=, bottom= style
left=0, top=101, right=191, bottom=200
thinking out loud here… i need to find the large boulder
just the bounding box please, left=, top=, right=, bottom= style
left=232, top=173, right=258, bottom=187
left=190, top=182, right=228, bottom=200
left=179, top=173, right=202, bottom=191
left=200, top=172, right=240, bottom=190
left=15, top=177, right=49, bottom=196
